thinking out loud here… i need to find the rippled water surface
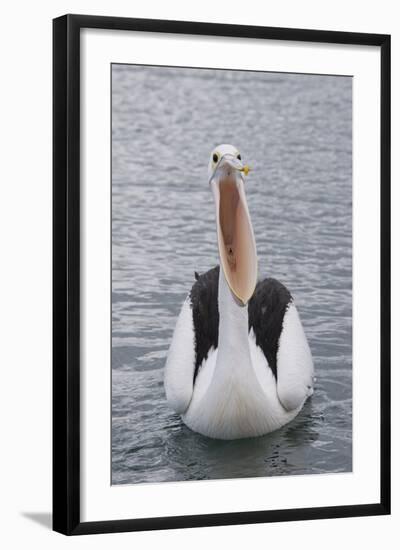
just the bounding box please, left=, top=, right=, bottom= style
left=112, top=65, right=352, bottom=485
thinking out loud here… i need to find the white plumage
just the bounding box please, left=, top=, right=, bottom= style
left=165, top=268, right=313, bottom=439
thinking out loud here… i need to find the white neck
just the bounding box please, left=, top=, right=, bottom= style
left=215, top=266, right=253, bottom=378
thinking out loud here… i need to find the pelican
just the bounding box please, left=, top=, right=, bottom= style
left=164, top=144, right=314, bottom=440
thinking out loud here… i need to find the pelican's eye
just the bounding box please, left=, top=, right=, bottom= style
left=237, top=153, right=241, bottom=160
left=213, top=153, right=219, bottom=164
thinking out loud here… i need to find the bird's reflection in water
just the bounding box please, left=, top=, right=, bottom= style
left=162, top=399, right=319, bottom=482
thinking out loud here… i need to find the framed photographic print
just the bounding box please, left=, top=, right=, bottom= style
left=53, top=14, right=391, bottom=535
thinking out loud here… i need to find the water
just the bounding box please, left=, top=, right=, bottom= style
left=111, top=65, right=352, bottom=485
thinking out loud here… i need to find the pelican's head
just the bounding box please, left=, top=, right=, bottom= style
left=208, top=144, right=257, bottom=306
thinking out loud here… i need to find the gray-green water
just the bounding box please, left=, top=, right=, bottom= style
left=111, top=65, right=352, bottom=485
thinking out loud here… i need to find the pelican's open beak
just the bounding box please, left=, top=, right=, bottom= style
left=210, top=155, right=257, bottom=306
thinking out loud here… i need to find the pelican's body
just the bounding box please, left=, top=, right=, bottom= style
left=164, top=144, right=314, bottom=440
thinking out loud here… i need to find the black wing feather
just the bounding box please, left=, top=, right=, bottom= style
left=248, top=278, right=292, bottom=379
left=190, top=266, right=220, bottom=381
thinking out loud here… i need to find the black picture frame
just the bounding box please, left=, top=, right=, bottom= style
left=53, top=14, right=391, bottom=535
